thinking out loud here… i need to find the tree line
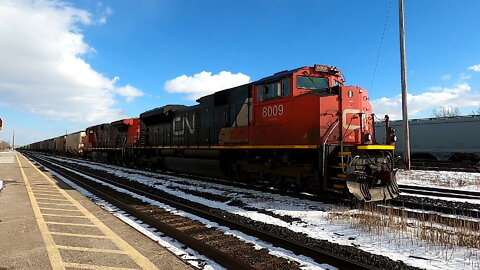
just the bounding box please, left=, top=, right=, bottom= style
left=432, top=106, right=480, bottom=118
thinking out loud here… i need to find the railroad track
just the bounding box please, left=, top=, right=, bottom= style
left=389, top=198, right=480, bottom=219
left=399, top=184, right=480, bottom=201
left=26, top=152, right=385, bottom=270
left=392, top=185, right=480, bottom=219
left=399, top=160, right=479, bottom=173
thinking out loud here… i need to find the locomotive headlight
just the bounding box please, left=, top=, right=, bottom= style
left=364, top=133, right=372, bottom=142
left=392, top=135, right=398, bottom=142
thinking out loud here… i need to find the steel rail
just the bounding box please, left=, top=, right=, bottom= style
left=389, top=198, right=480, bottom=219
left=399, top=184, right=480, bottom=200
left=397, top=160, right=479, bottom=173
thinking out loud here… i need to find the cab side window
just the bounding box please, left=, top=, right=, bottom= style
left=282, top=78, right=290, bottom=96
left=257, top=78, right=291, bottom=101
left=257, top=85, right=264, bottom=101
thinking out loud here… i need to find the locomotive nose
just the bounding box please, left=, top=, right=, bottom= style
left=343, top=150, right=400, bottom=201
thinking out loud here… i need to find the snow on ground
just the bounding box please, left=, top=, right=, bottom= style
left=0, top=180, right=4, bottom=191
left=397, top=169, right=480, bottom=191
left=397, top=169, right=480, bottom=204
left=42, top=155, right=480, bottom=270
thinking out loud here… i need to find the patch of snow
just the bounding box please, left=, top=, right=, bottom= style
left=0, top=180, right=4, bottom=191
left=397, top=169, right=480, bottom=192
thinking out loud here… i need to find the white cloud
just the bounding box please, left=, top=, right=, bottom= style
left=0, top=0, right=142, bottom=124
left=372, top=83, right=480, bottom=119
left=468, top=64, right=480, bottom=72
left=165, top=71, right=251, bottom=101
left=96, top=3, right=113, bottom=24
left=428, top=86, right=442, bottom=91
left=441, top=74, right=451, bottom=80
left=459, top=73, right=472, bottom=80
left=115, top=84, right=144, bottom=102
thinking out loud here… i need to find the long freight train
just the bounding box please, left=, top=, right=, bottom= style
left=21, top=65, right=399, bottom=202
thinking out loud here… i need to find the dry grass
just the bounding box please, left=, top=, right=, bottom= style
left=328, top=203, right=480, bottom=267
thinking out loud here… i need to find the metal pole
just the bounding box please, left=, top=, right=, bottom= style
left=12, top=129, right=15, bottom=150
left=399, top=0, right=411, bottom=170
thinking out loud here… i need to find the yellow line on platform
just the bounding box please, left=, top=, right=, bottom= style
left=20, top=153, right=160, bottom=270
left=37, top=202, right=74, bottom=206
left=46, top=221, right=97, bottom=227
left=63, top=262, right=139, bottom=270
left=34, top=193, right=65, bottom=197
left=16, top=153, right=65, bottom=270
left=50, top=232, right=110, bottom=239
left=29, top=181, right=51, bottom=184
left=35, top=197, right=69, bottom=201
left=32, top=188, right=59, bottom=192
left=40, top=208, right=82, bottom=213
left=35, top=197, right=70, bottom=202
left=41, top=213, right=88, bottom=218
left=57, top=245, right=126, bottom=254
left=31, top=188, right=56, bottom=191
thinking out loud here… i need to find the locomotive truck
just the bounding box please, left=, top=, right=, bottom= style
left=23, top=65, right=399, bottom=202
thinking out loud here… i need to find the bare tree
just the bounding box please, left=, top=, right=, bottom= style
left=432, top=106, right=460, bottom=118
left=472, top=107, right=480, bottom=115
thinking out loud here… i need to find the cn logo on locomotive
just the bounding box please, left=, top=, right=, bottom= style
left=262, top=104, right=284, bottom=118
left=172, top=114, right=195, bottom=136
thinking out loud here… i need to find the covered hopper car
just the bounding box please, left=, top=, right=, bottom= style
left=375, top=115, right=480, bottom=161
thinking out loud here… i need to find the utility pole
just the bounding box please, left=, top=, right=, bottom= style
left=399, top=0, right=411, bottom=170
left=12, top=129, right=15, bottom=150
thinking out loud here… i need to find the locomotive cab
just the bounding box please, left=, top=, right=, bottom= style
left=250, top=65, right=399, bottom=201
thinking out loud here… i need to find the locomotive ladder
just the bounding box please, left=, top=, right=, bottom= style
left=328, top=150, right=352, bottom=192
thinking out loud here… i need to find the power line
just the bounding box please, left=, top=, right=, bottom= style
left=370, top=0, right=392, bottom=91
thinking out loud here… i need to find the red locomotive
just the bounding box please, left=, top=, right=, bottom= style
left=25, top=65, right=399, bottom=202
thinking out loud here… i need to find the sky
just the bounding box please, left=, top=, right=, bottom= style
left=1, top=0, right=480, bottom=146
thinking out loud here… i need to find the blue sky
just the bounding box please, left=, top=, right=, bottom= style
left=1, top=0, right=480, bottom=146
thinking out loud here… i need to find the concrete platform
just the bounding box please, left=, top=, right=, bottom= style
left=0, top=151, right=194, bottom=270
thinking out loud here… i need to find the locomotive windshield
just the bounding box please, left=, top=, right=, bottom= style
left=296, top=76, right=329, bottom=90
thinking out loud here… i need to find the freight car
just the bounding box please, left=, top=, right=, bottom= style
left=375, top=115, right=480, bottom=161
left=66, top=131, right=86, bottom=156
left=22, top=131, right=86, bottom=156
left=84, top=65, right=399, bottom=202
